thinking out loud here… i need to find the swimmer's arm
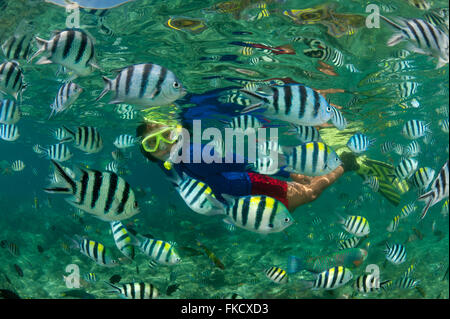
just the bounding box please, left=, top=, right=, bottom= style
left=287, top=166, right=344, bottom=211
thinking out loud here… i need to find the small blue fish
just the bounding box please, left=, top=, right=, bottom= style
left=347, top=133, right=375, bottom=154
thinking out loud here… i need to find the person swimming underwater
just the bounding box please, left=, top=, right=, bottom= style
left=136, top=118, right=360, bottom=212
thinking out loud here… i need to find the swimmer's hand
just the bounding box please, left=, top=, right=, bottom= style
left=340, top=151, right=360, bottom=172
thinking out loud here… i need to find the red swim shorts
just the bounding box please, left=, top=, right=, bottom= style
left=247, top=172, right=289, bottom=208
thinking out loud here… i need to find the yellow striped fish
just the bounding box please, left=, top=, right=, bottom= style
left=337, top=215, right=370, bottom=237
left=221, top=194, right=293, bottom=234
left=137, top=234, right=181, bottom=265
left=265, top=266, right=288, bottom=284
left=171, top=173, right=224, bottom=216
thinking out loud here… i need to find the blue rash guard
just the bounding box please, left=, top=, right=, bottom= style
left=159, top=143, right=290, bottom=201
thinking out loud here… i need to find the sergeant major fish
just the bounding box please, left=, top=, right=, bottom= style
left=44, top=160, right=139, bottom=221
left=38, top=144, right=73, bottom=162
left=418, top=160, right=449, bottom=219
left=301, top=266, right=353, bottom=290
left=169, top=172, right=225, bottom=216
left=0, top=124, right=19, bottom=141
left=381, top=16, right=449, bottom=68
left=282, top=142, right=342, bottom=176
left=96, top=63, right=186, bottom=109
left=220, top=194, right=293, bottom=234
left=61, top=126, right=103, bottom=154
left=105, top=282, right=158, bottom=299
left=68, top=235, right=118, bottom=267
left=134, top=233, right=181, bottom=265
left=28, top=29, right=99, bottom=77
left=49, top=82, right=83, bottom=118
left=110, top=221, right=135, bottom=260
left=0, top=99, right=21, bottom=124
left=240, top=84, right=336, bottom=127
left=0, top=61, right=26, bottom=100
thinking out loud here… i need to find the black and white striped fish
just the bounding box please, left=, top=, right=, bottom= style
left=395, top=82, right=419, bottom=100
left=105, top=161, right=119, bottom=174
left=250, top=155, right=280, bottom=175
left=283, top=142, right=342, bottom=176
left=62, top=126, right=103, bottom=154
left=402, top=120, right=430, bottom=139
left=226, top=114, right=263, bottom=131
left=113, top=134, right=136, bottom=149
left=258, top=139, right=281, bottom=156
left=240, top=84, right=334, bottom=127
left=395, top=276, right=420, bottom=289
left=0, top=240, right=19, bottom=256
left=0, top=60, right=26, bottom=100
left=0, top=99, right=20, bottom=124
left=49, top=82, right=83, bottom=118
left=308, top=266, right=353, bottom=290
left=338, top=237, right=360, bottom=250
left=337, top=214, right=370, bottom=237
left=105, top=282, right=158, bottom=299
left=170, top=172, right=224, bottom=216
left=400, top=203, right=416, bottom=219
left=439, top=118, right=449, bottom=133
left=381, top=16, right=449, bottom=68
left=393, top=158, right=418, bottom=180
left=96, top=63, right=186, bottom=109
left=303, top=45, right=345, bottom=67
left=52, top=127, right=68, bottom=141
left=418, top=160, right=449, bottom=219
left=363, top=176, right=379, bottom=192
left=136, top=234, right=181, bottom=265
left=110, top=221, right=135, bottom=260
left=329, top=106, right=347, bottom=130
left=221, top=194, right=293, bottom=234
left=393, top=143, right=405, bottom=156
left=38, top=144, right=73, bottom=162
left=347, top=133, right=376, bottom=154
left=288, top=124, right=322, bottom=143
left=0, top=124, right=19, bottom=141
left=380, top=141, right=397, bottom=154
left=1, top=34, right=33, bottom=61
left=120, top=110, right=136, bottom=120
left=353, top=274, right=381, bottom=293
left=312, top=216, right=322, bottom=226
left=403, top=140, right=420, bottom=157
left=11, top=160, right=25, bottom=172
left=32, top=144, right=44, bottom=155
left=387, top=215, right=400, bottom=232
left=265, top=266, right=288, bottom=284
left=384, top=243, right=407, bottom=265
left=29, top=29, right=99, bottom=77
left=411, top=167, right=436, bottom=191
left=345, top=63, right=361, bottom=73
left=44, top=160, right=140, bottom=221
left=69, top=235, right=118, bottom=266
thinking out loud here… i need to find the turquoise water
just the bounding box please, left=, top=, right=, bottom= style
left=0, top=0, right=448, bottom=299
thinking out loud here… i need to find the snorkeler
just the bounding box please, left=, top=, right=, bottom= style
left=136, top=119, right=360, bottom=212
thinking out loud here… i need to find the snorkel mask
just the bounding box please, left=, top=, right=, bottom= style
left=141, top=124, right=182, bottom=153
